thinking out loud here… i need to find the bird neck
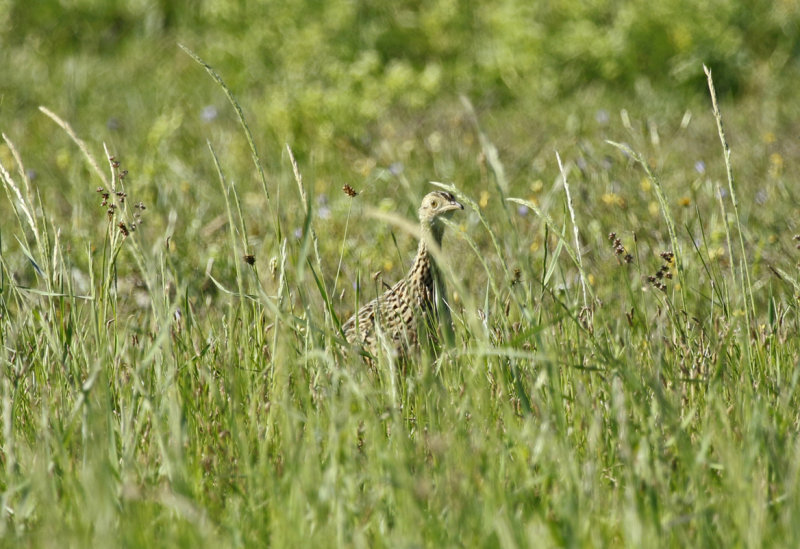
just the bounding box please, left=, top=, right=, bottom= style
left=411, top=238, right=434, bottom=276
left=416, top=221, right=444, bottom=267
left=421, top=219, right=445, bottom=247
left=406, top=221, right=443, bottom=301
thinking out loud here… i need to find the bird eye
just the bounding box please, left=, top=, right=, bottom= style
left=431, top=200, right=439, bottom=208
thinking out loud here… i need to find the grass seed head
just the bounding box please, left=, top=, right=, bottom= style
left=609, top=231, right=632, bottom=264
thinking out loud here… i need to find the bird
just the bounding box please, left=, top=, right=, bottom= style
left=342, top=190, right=464, bottom=361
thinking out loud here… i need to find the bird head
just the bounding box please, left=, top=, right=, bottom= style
left=418, top=191, right=464, bottom=224
left=418, top=191, right=464, bottom=243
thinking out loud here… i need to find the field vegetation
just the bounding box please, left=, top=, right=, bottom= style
left=1, top=1, right=800, bottom=546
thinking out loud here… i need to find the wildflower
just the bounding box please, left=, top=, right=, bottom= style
left=769, top=153, right=783, bottom=178
left=201, top=105, right=218, bottom=122
left=317, top=194, right=331, bottom=219
left=601, top=193, right=625, bottom=207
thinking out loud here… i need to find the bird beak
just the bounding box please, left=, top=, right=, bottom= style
left=447, top=198, right=464, bottom=211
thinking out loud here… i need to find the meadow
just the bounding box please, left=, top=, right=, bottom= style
left=1, top=1, right=800, bottom=546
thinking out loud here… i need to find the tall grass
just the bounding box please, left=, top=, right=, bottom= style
left=0, top=61, right=799, bottom=549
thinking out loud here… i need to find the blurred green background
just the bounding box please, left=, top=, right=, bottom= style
left=3, top=0, right=799, bottom=159
left=2, top=0, right=798, bottom=296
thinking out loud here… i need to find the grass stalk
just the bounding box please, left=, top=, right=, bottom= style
left=703, top=65, right=756, bottom=327
left=179, top=44, right=280, bottom=241
left=606, top=140, right=686, bottom=306
left=557, top=150, right=588, bottom=312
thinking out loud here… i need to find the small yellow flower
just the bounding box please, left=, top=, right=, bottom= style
left=763, top=132, right=776, bottom=144
left=709, top=246, right=725, bottom=260
left=601, top=193, right=625, bottom=207
left=678, top=196, right=691, bottom=207
left=383, top=260, right=393, bottom=272
left=353, top=157, right=376, bottom=176
left=649, top=201, right=659, bottom=216
left=640, top=177, right=652, bottom=192
left=479, top=190, right=489, bottom=208
left=426, top=131, right=443, bottom=152
left=769, top=153, right=783, bottom=178
left=531, top=180, right=544, bottom=193
left=56, top=148, right=71, bottom=170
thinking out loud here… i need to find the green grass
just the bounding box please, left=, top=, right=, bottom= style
left=2, top=1, right=800, bottom=547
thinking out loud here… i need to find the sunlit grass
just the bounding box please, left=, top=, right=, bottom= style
left=1, top=5, right=800, bottom=547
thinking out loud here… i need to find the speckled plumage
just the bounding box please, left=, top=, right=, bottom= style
left=343, top=191, right=463, bottom=359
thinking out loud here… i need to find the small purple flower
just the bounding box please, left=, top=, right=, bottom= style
left=694, top=161, right=705, bottom=174
left=318, top=206, right=331, bottom=219
left=517, top=204, right=529, bottom=216
left=293, top=227, right=303, bottom=239
left=201, top=105, right=218, bottom=122
left=755, top=189, right=767, bottom=205
left=389, top=162, right=404, bottom=175
left=595, top=110, right=609, bottom=125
